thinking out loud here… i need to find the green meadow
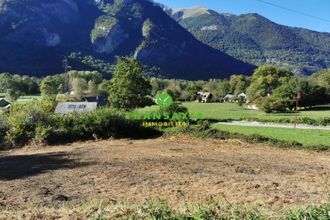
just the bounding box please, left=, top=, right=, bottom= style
left=213, top=124, right=330, bottom=148
left=138, top=103, right=330, bottom=124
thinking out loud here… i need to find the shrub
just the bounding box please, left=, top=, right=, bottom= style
left=321, top=117, right=330, bottom=126
left=41, top=109, right=156, bottom=144
left=197, top=120, right=210, bottom=131
left=5, top=104, right=162, bottom=148
left=158, top=102, right=189, bottom=121
left=236, top=96, right=246, bottom=106
left=4, top=97, right=57, bottom=147
left=259, top=96, right=290, bottom=113
left=0, top=114, right=9, bottom=149
left=5, top=105, right=49, bottom=147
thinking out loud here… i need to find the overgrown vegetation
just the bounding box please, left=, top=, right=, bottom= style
left=0, top=113, right=8, bottom=149
left=1, top=199, right=329, bottom=219
left=1, top=60, right=330, bottom=149
left=0, top=73, right=40, bottom=101
left=0, top=97, right=161, bottom=149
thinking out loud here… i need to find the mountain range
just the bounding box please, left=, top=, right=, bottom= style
left=164, top=6, right=330, bottom=75
left=0, top=0, right=329, bottom=80
left=0, top=0, right=254, bottom=80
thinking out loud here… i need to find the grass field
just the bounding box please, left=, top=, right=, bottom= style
left=138, top=103, right=330, bottom=124
left=0, top=94, right=41, bottom=103
left=16, top=94, right=42, bottom=103
left=213, top=124, right=330, bottom=147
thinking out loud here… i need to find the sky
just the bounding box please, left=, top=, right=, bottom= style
left=156, top=0, right=330, bottom=33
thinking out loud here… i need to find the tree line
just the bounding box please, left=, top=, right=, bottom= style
left=0, top=58, right=329, bottom=113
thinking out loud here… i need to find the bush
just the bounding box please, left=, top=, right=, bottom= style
left=197, top=120, right=211, bottom=131
left=0, top=114, right=9, bottom=149
left=259, top=96, right=290, bottom=113
left=236, top=96, right=246, bottom=106
left=5, top=104, right=162, bottom=148
left=158, top=102, right=189, bottom=121
left=6, top=105, right=48, bottom=147
left=40, top=108, right=161, bottom=144
left=321, top=117, right=330, bottom=126
left=5, top=97, right=57, bottom=147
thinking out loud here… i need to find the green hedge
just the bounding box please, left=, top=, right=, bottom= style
left=39, top=109, right=161, bottom=145
left=2, top=98, right=161, bottom=148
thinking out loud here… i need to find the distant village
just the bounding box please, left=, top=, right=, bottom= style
left=1, top=91, right=260, bottom=114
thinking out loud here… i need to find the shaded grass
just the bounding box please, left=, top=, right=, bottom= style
left=213, top=124, right=330, bottom=148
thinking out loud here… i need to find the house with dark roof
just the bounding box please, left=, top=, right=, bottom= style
left=82, top=96, right=107, bottom=106
left=223, top=94, right=236, bottom=102
left=196, top=92, right=213, bottom=103
left=0, top=98, right=11, bottom=109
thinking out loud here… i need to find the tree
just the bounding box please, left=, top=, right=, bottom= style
left=218, top=80, right=231, bottom=98
left=40, top=77, right=58, bottom=95
left=0, top=73, right=40, bottom=95
left=6, top=89, right=21, bottom=102
left=311, top=69, right=330, bottom=96
left=187, top=85, right=201, bottom=101
left=109, top=57, right=151, bottom=110
left=229, top=75, right=250, bottom=95
left=150, top=78, right=167, bottom=97
left=68, top=70, right=103, bottom=84
left=98, top=80, right=111, bottom=96
left=247, top=65, right=293, bottom=99
left=88, top=80, right=98, bottom=96
left=259, top=96, right=289, bottom=113
left=71, top=78, right=87, bottom=100
left=273, top=77, right=328, bottom=109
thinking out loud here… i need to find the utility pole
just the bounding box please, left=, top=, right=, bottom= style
left=294, top=91, right=301, bottom=129
left=62, top=56, right=71, bottom=96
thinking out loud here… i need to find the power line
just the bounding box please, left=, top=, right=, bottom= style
left=255, top=0, right=330, bottom=22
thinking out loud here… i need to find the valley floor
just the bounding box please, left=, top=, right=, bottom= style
left=0, top=137, right=329, bottom=218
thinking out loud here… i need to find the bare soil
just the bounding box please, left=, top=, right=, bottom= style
left=0, top=136, right=329, bottom=213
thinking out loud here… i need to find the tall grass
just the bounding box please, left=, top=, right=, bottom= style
left=2, top=199, right=328, bottom=219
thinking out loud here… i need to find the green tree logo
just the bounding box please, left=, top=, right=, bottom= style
left=156, top=92, right=173, bottom=108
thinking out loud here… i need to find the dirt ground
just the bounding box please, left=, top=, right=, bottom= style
left=0, top=136, right=329, bottom=213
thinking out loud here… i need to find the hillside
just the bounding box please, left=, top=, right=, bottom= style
left=165, top=6, right=330, bottom=75
left=0, top=0, right=254, bottom=80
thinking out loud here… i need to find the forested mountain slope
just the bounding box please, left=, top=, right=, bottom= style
left=0, top=0, right=254, bottom=79
left=165, top=6, right=330, bottom=75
